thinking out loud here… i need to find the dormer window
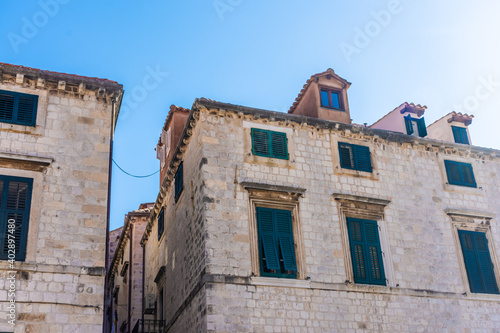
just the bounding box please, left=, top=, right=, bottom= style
left=404, top=114, right=427, bottom=137
left=452, top=126, right=469, bottom=145
left=320, top=87, right=344, bottom=111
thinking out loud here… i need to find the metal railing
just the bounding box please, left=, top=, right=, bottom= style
left=132, top=319, right=165, bottom=333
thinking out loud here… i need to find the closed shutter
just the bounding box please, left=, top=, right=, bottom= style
left=353, top=145, right=372, bottom=172
left=347, top=217, right=386, bottom=285
left=276, top=210, right=296, bottom=272
left=460, top=163, right=476, bottom=187
left=174, top=162, right=183, bottom=202
left=458, top=230, right=499, bottom=294
left=404, top=114, right=413, bottom=135
left=256, top=207, right=280, bottom=270
left=417, top=117, right=427, bottom=137
left=445, top=160, right=463, bottom=185
left=251, top=129, right=269, bottom=157
left=0, top=176, right=33, bottom=261
left=270, top=131, right=288, bottom=159
left=0, top=90, right=38, bottom=126
left=452, top=126, right=469, bottom=144
left=157, top=208, right=164, bottom=240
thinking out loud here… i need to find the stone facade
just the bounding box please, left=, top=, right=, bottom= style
left=142, top=87, right=500, bottom=332
left=0, top=63, right=122, bottom=332
left=106, top=204, right=152, bottom=333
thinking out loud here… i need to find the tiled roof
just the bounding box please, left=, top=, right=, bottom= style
left=288, top=68, right=351, bottom=114
left=428, top=111, right=474, bottom=128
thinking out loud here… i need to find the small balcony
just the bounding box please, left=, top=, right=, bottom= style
left=132, top=319, right=165, bottom=333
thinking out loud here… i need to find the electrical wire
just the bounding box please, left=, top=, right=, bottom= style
left=112, top=159, right=160, bottom=178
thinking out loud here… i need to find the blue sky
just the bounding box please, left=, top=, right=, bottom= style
left=2, top=1, right=499, bottom=230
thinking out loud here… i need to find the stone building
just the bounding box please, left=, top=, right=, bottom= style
left=141, top=69, right=500, bottom=332
left=106, top=203, right=153, bottom=333
left=0, top=63, right=123, bottom=332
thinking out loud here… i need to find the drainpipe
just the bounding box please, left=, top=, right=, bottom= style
left=141, top=244, right=146, bottom=333
left=103, top=98, right=116, bottom=333
left=128, top=222, right=134, bottom=333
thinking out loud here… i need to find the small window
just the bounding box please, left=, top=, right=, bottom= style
left=256, top=207, right=297, bottom=279
left=452, top=126, right=469, bottom=145
left=338, top=142, right=372, bottom=173
left=0, top=175, right=33, bottom=261
left=346, top=217, right=386, bottom=285
left=458, top=230, right=499, bottom=294
left=0, top=90, right=38, bottom=126
left=174, top=162, right=183, bottom=202
left=404, top=115, right=427, bottom=137
left=444, top=160, right=476, bottom=187
left=157, top=207, right=164, bottom=240
left=320, top=88, right=343, bottom=110
left=251, top=128, right=288, bottom=160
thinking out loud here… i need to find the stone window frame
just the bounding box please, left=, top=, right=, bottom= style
left=437, top=154, right=483, bottom=194
left=446, top=209, right=500, bottom=297
left=242, top=121, right=296, bottom=168
left=243, top=182, right=307, bottom=280
left=333, top=193, right=395, bottom=287
left=0, top=157, right=50, bottom=265
left=330, top=135, right=380, bottom=181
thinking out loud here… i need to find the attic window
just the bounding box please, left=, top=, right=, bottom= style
left=320, top=88, right=343, bottom=111
left=404, top=115, right=427, bottom=137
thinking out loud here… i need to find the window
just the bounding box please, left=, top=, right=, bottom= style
left=444, top=160, right=476, bottom=187
left=458, top=230, right=499, bottom=294
left=0, top=90, right=38, bottom=126
left=338, top=142, right=372, bottom=172
left=346, top=217, right=386, bottom=285
left=452, top=126, right=469, bottom=145
left=320, top=88, right=343, bottom=110
left=0, top=175, right=33, bottom=261
left=174, top=162, right=183, bottom=202
left=251, top=128, right=288, bottom=160
left=157, top=207, right=164, bottom=240
left=256, top=207, right=297, bottom=278
left=404, top=114, right=427, bottom=137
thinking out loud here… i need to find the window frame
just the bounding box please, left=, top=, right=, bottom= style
left=444, top=160, right=477, bottom=188
left=447, top=210, right=500, bottom=296
left=319, top=87, right=344, bottom=111
left=251, top=128, right=289, bottom=160
left=0, top=89, right=38, bottom=127
left=338, top=142, right=373, bottom=173
left=245, top=184, right=306, bottom=280
left=452, top=126, right=469, bottom=145
left=0, top=175, right=34, bottom=262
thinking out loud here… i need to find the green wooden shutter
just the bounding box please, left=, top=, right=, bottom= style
left=452, top=126, right=469, bottom=144
left=417, top=117, right=427, bottom=137
left=174, top=162, right=183, bottom=202
left=404, top=114, right=413, bottom=135
left=157, top=208, right=164, bottom=240
left=270, top=131, right=288, bottom=159
left=445, top=160, right=462, bottom=185
left=251, top=129, right=269, bottom=157
left=353, top=145, right=372, bottom=172
left=460, top=163, right=476, bottom=187
left=0, top=90, right=38, bottom=126
left=459, top=230, right=499, bottom=294
left=0, top=93, right=15, bottom=122
left=256, top=207, right=280, bottom=270
left=0, top=176, right=33, bottom=261
left=338, top=143, right=354, bottom=169
left=347, top=218, right=386, bottom=285
left=275, top=210, right=296, bottom=272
